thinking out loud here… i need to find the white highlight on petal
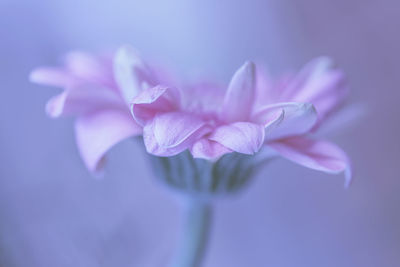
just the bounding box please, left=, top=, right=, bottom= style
left=221, top=61, right=256, bottom=122
left=114, top=45, right=156, bottom=103
left=253, top=102, right=317, bottom=141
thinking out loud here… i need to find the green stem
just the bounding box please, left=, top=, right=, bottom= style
left=171, top=199, right=212, bottom=267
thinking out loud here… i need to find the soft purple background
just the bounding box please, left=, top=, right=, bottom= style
left=1, top=0, right=399, bottom=266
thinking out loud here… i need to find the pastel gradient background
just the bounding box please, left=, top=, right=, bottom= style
left=1, top=0, right=399, bottom=266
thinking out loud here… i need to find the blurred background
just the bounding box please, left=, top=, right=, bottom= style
left=0, top=0, right=399, bottom=266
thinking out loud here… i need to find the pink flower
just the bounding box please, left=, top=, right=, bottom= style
left=32, top=45, right=351, bottom=184
left=30, top=46, right=172, bottom=173
left=131, top=57, right=351, bottom=184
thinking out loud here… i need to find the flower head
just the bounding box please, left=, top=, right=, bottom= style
left=31, top=45, right=351, bottom=185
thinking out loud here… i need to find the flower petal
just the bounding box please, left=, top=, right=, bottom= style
left=221, top=61, right=256, bottom=122
left=45, top=85, right=123, bottom=118
left=131, top=85, right=180, bottom=126
left=209, top=122, right=265, bottom=154
left=268, top=136, right=351, bottom=186
left=154, top=112, right=208, bottom=148
left=29, top=67, right=78, bottom=88
left=114, top=45, right=157, bottom=103
left=65, top=51, right=114, bottom=86
left=75, top=109, right=142, bottom=173
left=182, top=82, right=225, bottom=113
left=143, top=112, right=210, bottom=156
left=30, top=52, right=115, bottom=90
left=283, top=57, right=348, bottom=120
left=190, top=138, right=232, bottom=160
left=253, top=102, right=317, bottom=141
